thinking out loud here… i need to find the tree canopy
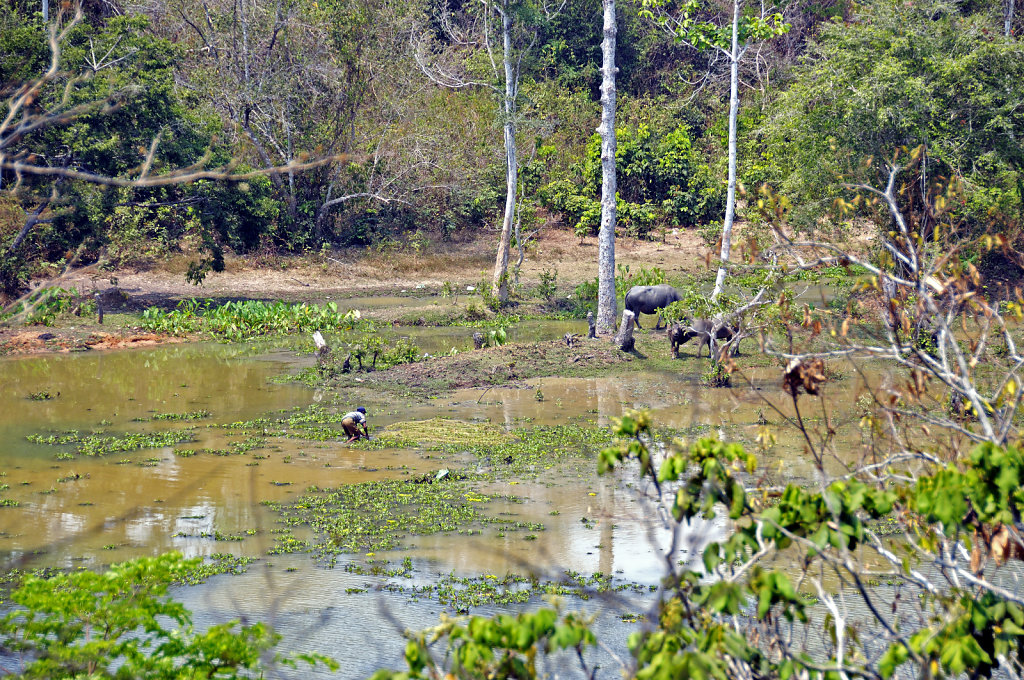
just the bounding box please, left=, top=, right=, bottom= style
left=0, top=0, right=1021, bottom=294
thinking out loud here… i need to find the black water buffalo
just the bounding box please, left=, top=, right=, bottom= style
left=624, top=284, right=683, bottom=330
left=668, top=319, right=737, bottom=358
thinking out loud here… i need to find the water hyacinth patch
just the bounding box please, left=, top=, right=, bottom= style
left=140, top=298, right=367, bottom=341
left=415, top=571, right=627, bottom=610
left=361, top=568, right=652, bottom=611
left=175, top=553, right=257, bottom=585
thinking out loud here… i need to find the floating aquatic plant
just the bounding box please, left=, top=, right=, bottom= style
left=265, top=477, right=496, bottom=561
left=140, top=299, right=368, bottom=341
left=26, top=430, right=195, bottom=456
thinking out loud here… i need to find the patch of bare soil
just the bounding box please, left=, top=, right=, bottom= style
left=329, top=338, right=635, bottom=397
left=56, top=227, right=711, bottom=306
left=0, top=328, right=184, bottom=355
left=2, top=227, right=712, bottom=356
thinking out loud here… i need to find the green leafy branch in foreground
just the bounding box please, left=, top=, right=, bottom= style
left=0, top=552, right=336, bottom=679
left=1, top=287, right=98, bottom=326
left=374, top=412, right=1024, bottom=680
left=603, top=413, right=1024, bottom=680
left=369, top=608, right=596, bottom=680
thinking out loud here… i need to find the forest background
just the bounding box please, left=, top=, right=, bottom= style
left=2, top=0, right=1021, bottom=298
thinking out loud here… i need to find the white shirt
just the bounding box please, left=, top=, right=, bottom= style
left=343, top=411, right=366, bottom=424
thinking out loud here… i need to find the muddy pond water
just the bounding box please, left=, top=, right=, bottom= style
left=0, top=320, right=874, bottom=678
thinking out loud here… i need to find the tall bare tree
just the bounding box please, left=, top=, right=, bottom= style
left=414, top=0, right=564, bottom=305
left=595, top=0, right=618, bottom=334
left=643, top=0, right=788, bottom=300
left=711, top=0, right=743, bottom=301
left=491, top=0, right=523, bottom=304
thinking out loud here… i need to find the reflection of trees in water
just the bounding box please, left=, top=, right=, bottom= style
left=595, top=377, right=628, bottom=428
left=4, top=344, right=306, bottom=425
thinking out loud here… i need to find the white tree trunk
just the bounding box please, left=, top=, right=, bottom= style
left=1008, top=0, right=1016, bottom=36
left=596, top=0, right=618, bottom=334
left=710, top=0, right=742, bottom=302
left=492, top=3, right=517, bottom=304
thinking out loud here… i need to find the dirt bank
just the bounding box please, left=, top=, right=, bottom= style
left=57, top=228, right=709, bottom=304
left=326, top=338, right=637, bottom=398
left=1, top=227, right=710, bottom=356
left=0, top=327, right=186, bottom=355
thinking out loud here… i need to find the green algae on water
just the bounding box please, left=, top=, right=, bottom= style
left=353, top=419, right=614, bottom=479
left=369, top=418, right=508, bottom=448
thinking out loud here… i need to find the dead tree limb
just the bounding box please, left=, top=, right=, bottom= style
left=615, top=310, right=636, bottom=352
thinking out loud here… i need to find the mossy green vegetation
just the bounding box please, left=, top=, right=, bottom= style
left=370, top=418, right=509, bottom=448
left=362, top=419, right=615, bottom=479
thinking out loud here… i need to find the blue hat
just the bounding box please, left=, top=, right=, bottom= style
left=357, top=407, right=366, bottom=413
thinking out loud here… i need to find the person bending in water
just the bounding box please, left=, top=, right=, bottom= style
left=342, top=407, right=369, bottom=443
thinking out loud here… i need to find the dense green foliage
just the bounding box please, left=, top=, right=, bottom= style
left=0, top=552, right=335, bottom=678
left=0, top=11, right=217, bottom=293
left=541, top=122, right=724, bottom=238
left=752, top=0, right=1024, bottom=238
